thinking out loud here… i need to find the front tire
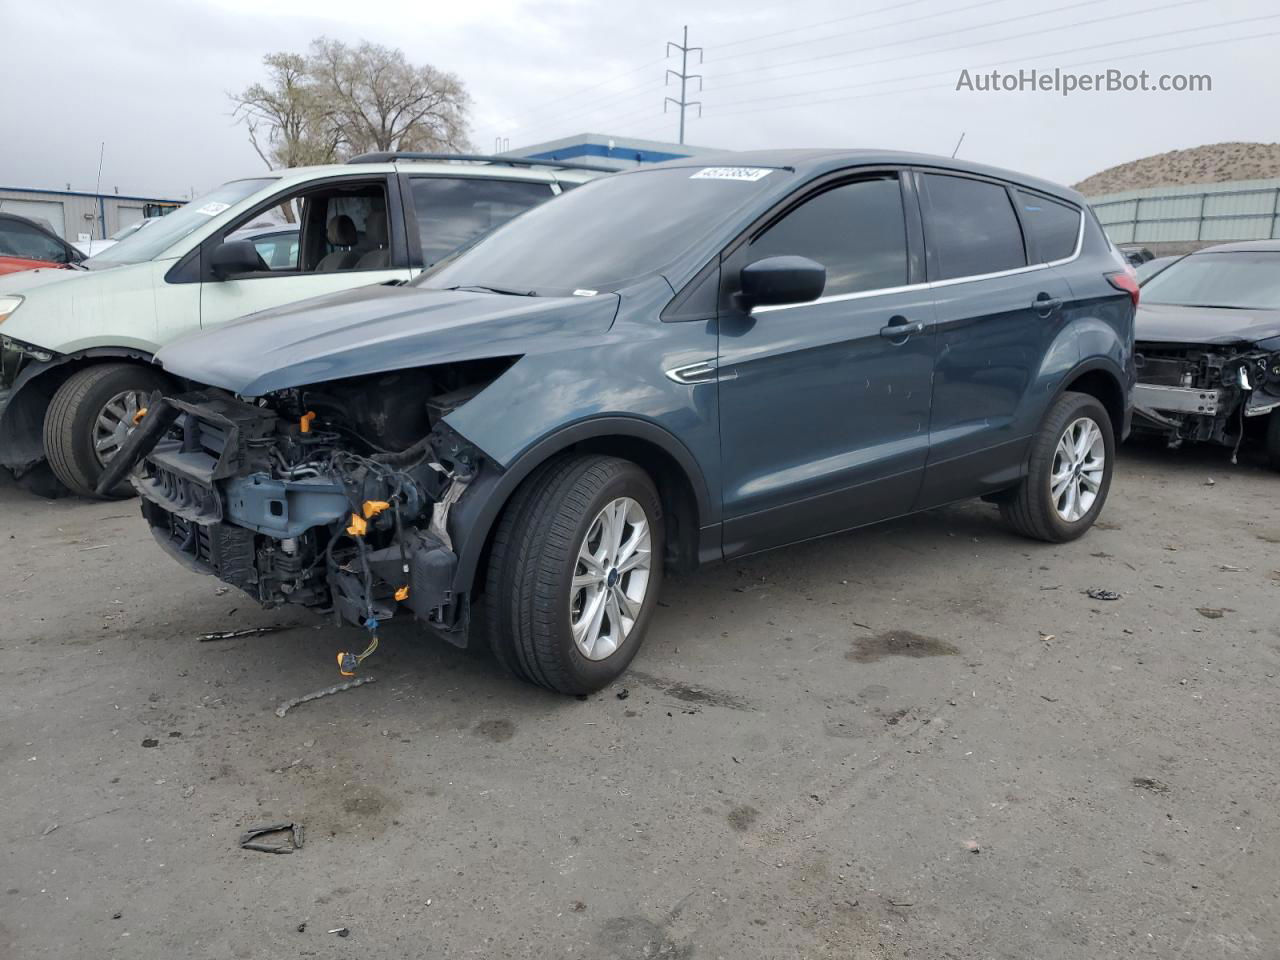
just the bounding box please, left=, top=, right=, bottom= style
left=999, top=391, right=1115, bottom=543
left=43, top=363, right=171, bottom=499
left=485, top=455, right=664, bottom=695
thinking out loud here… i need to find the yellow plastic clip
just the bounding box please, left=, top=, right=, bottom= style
left=345, top=513, right=368, bottom=537
left=362, top=499, right=391, bottom=519
left=299, top=411, right=317, bottom=433
left=336, top=651, right=357, bottom=676
left=132, top=406, right=148, bottom=425
left=394, top=585, right=410, bottom=602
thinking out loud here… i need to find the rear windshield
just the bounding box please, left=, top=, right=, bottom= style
left=89, top=179, right=276, bottom=266
left=1140, top=250, right=1280, bottom=310
left=422, top=165, right=786, bottom=295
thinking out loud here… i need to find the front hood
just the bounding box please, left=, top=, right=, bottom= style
left=1136, top=302, right=1280, bottom=346
left=156, top=283, right=621, bottom=396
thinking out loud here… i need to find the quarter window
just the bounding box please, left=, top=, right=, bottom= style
left=409, top=178, right=554, bottom=268
left=921, top=174, right=1026, bottom=280
left=1015, top=189, right=1080, bottom=262
left=748, top=177, right=909, bottom=297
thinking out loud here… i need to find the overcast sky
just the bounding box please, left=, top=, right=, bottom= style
left=4, top=0, right=1277, bottom=199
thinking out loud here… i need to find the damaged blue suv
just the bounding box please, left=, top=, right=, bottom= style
left=105, top=150, right=1137, bottom=695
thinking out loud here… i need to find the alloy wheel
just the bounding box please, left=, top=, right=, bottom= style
left=569, top=496, right=653, bottom=661
left=1049, top=416, right=1105, bottom=522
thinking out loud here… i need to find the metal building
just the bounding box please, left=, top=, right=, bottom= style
left=501, top=132, right=718, bottom=171
left=0, top=186, right=183, bottom=244
left=1086, top=178, right=1280, bottom=255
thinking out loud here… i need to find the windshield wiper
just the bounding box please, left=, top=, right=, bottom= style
left=445, top=284, right=538, bottom=297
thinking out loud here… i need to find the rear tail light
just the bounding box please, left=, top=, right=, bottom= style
left=1106, top=269, right=1140, bottom=308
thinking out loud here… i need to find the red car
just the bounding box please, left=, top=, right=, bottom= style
left=0, top=213, right=85, bottom=275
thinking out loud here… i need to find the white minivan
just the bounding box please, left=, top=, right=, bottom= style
left=0, top=154, right=602, bottom=496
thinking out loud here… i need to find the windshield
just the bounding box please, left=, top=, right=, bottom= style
left=1141, top=250, right=1280, bottom=310
left=422, top=165, right=786, bottom=295
left=89, top=178, right=276, bottom=266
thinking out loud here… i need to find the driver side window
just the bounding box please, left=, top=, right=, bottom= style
left=749, top=177, right=909, bottom=297
left=218, top=181, right=392, bottom=276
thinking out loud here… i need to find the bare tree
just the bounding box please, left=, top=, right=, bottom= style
left=308, top=38, right=471, bottom=156
left=230, top=52, right=343, bottom=174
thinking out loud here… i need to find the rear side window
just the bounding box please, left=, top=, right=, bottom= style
left=921, top=174, right=1026, bottom=280
left=748, top=177, right=909, bottom=297
left=409, top=177, right=554, bottom=267
left=1015, top=190, right=1081, bottom=262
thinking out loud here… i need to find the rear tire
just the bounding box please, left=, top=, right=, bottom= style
left=43, top=363, right=171, bottom=499
left=484, top=455, right=664, bottom=695
left=999, top=391, right=1115, bottom=543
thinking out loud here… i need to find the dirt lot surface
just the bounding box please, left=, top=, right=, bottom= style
left=2, top=443, right=1278, bottom=959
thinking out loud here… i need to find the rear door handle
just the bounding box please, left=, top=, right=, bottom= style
left=879, top=317, right=926, bottom=339
left=1032, top=295, right=1063, bottom=313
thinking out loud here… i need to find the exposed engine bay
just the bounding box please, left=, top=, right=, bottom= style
left=108, top=360, right=516, bottom=671
left=1132, top=342, right=1280, bottom=455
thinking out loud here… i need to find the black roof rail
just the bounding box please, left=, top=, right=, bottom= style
left=345, top=151, right=617, bottom=174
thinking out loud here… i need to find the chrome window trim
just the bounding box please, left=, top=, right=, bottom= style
left=753, top=201, right=1084, bottom=315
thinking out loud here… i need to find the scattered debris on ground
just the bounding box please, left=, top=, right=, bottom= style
left=1132, top=777, right=1171, bottom=794
left=140, top=738, right=159, bottom=748
left=1086, top=588, right=1121, bottom=601
left=328, top=927, right=350, bottom=937
left=239, top=821, right=304, bottom=854
left=616, top=688, right=630, bottom=700
left=1195, top=607, right=1229, bottom=619
left=200, top=625, right=296, bottom=642
left=275, top=676, right=377, bottom=717
left=964, top=840, right=981, bottom=854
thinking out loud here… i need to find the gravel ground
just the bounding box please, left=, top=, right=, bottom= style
left=2, top=442, right=1278, bottom=959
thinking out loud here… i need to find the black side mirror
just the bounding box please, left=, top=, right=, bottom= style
left=737, top=256, right=826, bottom=311
left=210, top=240, right=265, bottom=280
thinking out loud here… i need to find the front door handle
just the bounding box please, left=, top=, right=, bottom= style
left=879, top=317, right=926, bottom=339
left=1032, top=295, right=1063, bottom=313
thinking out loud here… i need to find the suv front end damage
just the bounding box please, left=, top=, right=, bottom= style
left=107, top=367, right=506, bottom=658
left=1132, top=341, right=1280, bottom=454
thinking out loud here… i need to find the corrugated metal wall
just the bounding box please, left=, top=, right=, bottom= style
left=0, top=188, right=182, bottom=241
left=1087, top=178, right=1280, bottom=253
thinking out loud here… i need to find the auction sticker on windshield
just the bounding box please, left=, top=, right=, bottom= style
left=196, top=201, right=231, bottom=216
left=689, top=167, right=773, bottom=182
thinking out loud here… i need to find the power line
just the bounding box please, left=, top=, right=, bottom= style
left=665, top=25, right=704, bottom=144
left=710, top=0, right=937, bottom=54
left=709, top=0, right=1012, bottom=65
left=705, top=24, right=1280, bottom=120
left=709, top=0, right=1194, bottom=82
left=702, top=0, right=1220, bottom=110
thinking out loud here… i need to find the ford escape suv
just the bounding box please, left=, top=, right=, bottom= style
left=104, top=149, right=1136, bottom=695
left=0, top=153, right=603, bottom=496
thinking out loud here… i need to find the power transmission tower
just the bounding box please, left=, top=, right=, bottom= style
left=665, top=26, right=702, bottom=145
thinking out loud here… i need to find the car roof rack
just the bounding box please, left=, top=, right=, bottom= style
left=345, top=151, right=617, bottom=174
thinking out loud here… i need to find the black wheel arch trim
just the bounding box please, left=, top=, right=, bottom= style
left=448, top=415, right=714, bottom=594
left=1051, top=355, right=1130, bottom=438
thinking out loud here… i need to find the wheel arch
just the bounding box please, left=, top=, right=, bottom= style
left=450, top=416, right=714, bottom=596
left=0, top=347, right=160, bottom=471
left=1055, top=357, right=1127, bottom=441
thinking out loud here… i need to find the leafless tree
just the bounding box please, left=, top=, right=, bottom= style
left=229, top=52, right=343, bottom=175
left=307, top=38, right=471, bottom=156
